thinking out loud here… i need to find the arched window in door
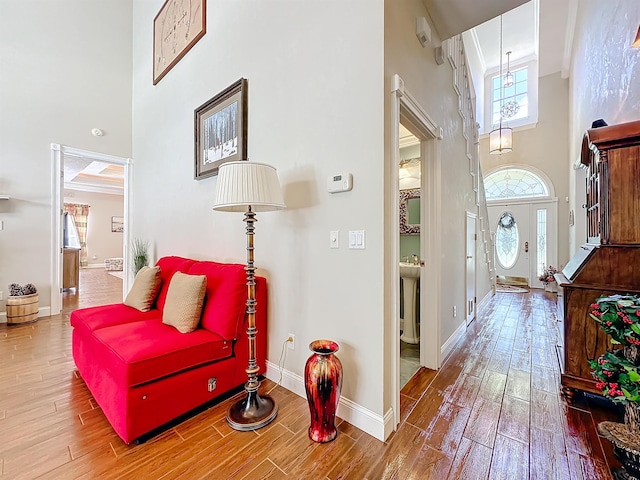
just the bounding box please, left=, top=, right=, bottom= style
left=484, top=168, right=549, bottom=201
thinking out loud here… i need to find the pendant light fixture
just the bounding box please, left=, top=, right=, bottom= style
left=504, top=51, right=514, bottom=87
left=490, top=15, right=513, bottom=155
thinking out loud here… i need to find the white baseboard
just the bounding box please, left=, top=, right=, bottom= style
left=265, top=360, right=387, bottom=441
left=440, top=320, right=466, bottom=363
left=477, top=289, right=493, bottom=313
left=0, top=306, right=51, bottom=324
left=84, top=263, right=106, bottom=269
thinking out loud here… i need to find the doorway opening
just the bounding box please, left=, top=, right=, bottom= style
left=484, top=165, right=557, bottom=288
left=388, top=74, right=442, bottom=436
left=399, top=124, right=421, bottom=388
left=50, top=145, right=132, bottom=315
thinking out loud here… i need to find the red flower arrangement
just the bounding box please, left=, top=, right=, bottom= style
left=538, top=265, right=558, bottom=285
left=589, top=294, right=640, bottom=404
left=589, top=349, right=640, bottom=404
left=589, top=295, right=640, bottom=345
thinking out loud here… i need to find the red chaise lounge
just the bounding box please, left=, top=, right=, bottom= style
left=70, top=256, right=267, bottom=444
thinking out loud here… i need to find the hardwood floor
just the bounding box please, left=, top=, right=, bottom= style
left=0, top=273, right=622, bottom=479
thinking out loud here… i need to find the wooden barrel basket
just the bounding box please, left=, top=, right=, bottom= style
left=6, top=293, right=39, bottom=326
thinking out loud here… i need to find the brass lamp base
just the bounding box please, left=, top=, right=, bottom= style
left=226, top=390, right=278, bottom=431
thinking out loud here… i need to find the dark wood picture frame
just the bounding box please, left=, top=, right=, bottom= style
left=194, top=78, right=248, bottom=179
left=153, top=0, right=206, bottom=85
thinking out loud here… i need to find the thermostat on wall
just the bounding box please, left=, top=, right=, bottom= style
left=327, top=173, right=353, bottom=193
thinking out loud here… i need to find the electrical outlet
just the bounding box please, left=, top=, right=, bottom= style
left=453, top=306, right=457, bottom=318
left=287, top=333, right=295, bottom=351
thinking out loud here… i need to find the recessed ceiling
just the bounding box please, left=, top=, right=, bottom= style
left=399, top=124, right=420, bottom=148
left=64, top=157, right=124, bottom=195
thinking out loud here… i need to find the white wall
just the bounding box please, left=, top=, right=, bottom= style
left=0, top=0, right=132, bottom=314
left=568, top=0, right=640, bottom=254
left=132, top=0, right=386, bottom=433
left=480, top=73, right=570, bottom=267
left=63, top=192, right=124, bottom=266
left=385, top=0, right=490, bottom=415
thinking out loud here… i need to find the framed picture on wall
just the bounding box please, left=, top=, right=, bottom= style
left=194, top=78, right=248, bottom=180
left=153, top=0, right=206, bottom=85
left=111, top=216, right=124, bottom=233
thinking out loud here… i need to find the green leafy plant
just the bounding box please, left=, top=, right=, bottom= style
left=590, top=294, right=640, bottom=404
left=589, top=349, right=640, bottom=404
left=130, top=238, right=150, bottom=276
left=589, top=294, right=640, bottom=345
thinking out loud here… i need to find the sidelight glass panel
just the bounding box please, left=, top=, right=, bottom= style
left=537, top=209, right=547, bottom=277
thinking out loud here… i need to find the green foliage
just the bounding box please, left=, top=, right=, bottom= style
left=589, top=294, right=640, bottom=345
left=130, top=238, right=150, bottom=276
left=589, top=349, right=640, bottom=404
left=589, top=294, right=640, bottom=404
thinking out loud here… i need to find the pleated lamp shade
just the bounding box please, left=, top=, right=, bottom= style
left=213, top=161, right=285, bottom=212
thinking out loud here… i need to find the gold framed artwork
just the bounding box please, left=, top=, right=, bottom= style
left=153, top=0, right=206, bottom=85
left=194, top=78, right=248, bottom=179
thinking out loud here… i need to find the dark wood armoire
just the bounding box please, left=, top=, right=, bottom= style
left=556, top=120, right=640, bottom=403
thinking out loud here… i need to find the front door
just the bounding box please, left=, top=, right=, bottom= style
left=488, top=203, right=531, bottom=283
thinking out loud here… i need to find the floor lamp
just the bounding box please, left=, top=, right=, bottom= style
left=213, top=161, right=285, bottom=431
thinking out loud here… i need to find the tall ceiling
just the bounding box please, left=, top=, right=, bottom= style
left=424, top=0, right=573, bottom=78
left=422, top=0, right=529, bottom=40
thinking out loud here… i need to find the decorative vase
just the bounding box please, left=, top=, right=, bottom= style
left=304, top=339, right=343, bottom=443
left=544, top=282, right=558, bottom=293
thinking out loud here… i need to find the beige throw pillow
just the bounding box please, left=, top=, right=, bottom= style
left=162, top=272, right=207, bottom=334
left=124, top=266, right=161, bottom=312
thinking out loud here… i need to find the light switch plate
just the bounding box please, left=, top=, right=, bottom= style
left=330, top=230, right=339, bottom=249
left=348, top=230, right=365, bottom=249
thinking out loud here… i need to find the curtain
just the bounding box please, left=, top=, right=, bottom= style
left=64, top=203, right=90, bottom=267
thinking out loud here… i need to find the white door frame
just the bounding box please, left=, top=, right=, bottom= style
left=389, top=74, right=443, bottom=434
left=487, top=198, right=558, bottom=287
left=50, top=144, right=132, bottom=314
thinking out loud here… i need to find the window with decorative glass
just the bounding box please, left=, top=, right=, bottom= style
left=491, top=66, right=528, bottom=127
left=484, top=168, right=548, bottom=201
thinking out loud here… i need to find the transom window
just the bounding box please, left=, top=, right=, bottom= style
left=484, top=168, right=549, bottom=201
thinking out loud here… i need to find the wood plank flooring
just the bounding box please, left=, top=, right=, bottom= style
left=0, top=270, right=622, bottom=478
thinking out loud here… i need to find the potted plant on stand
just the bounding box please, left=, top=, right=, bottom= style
left=539, top=265, right=558, bottom=292
left=589, top=294, right=640, bottom=479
